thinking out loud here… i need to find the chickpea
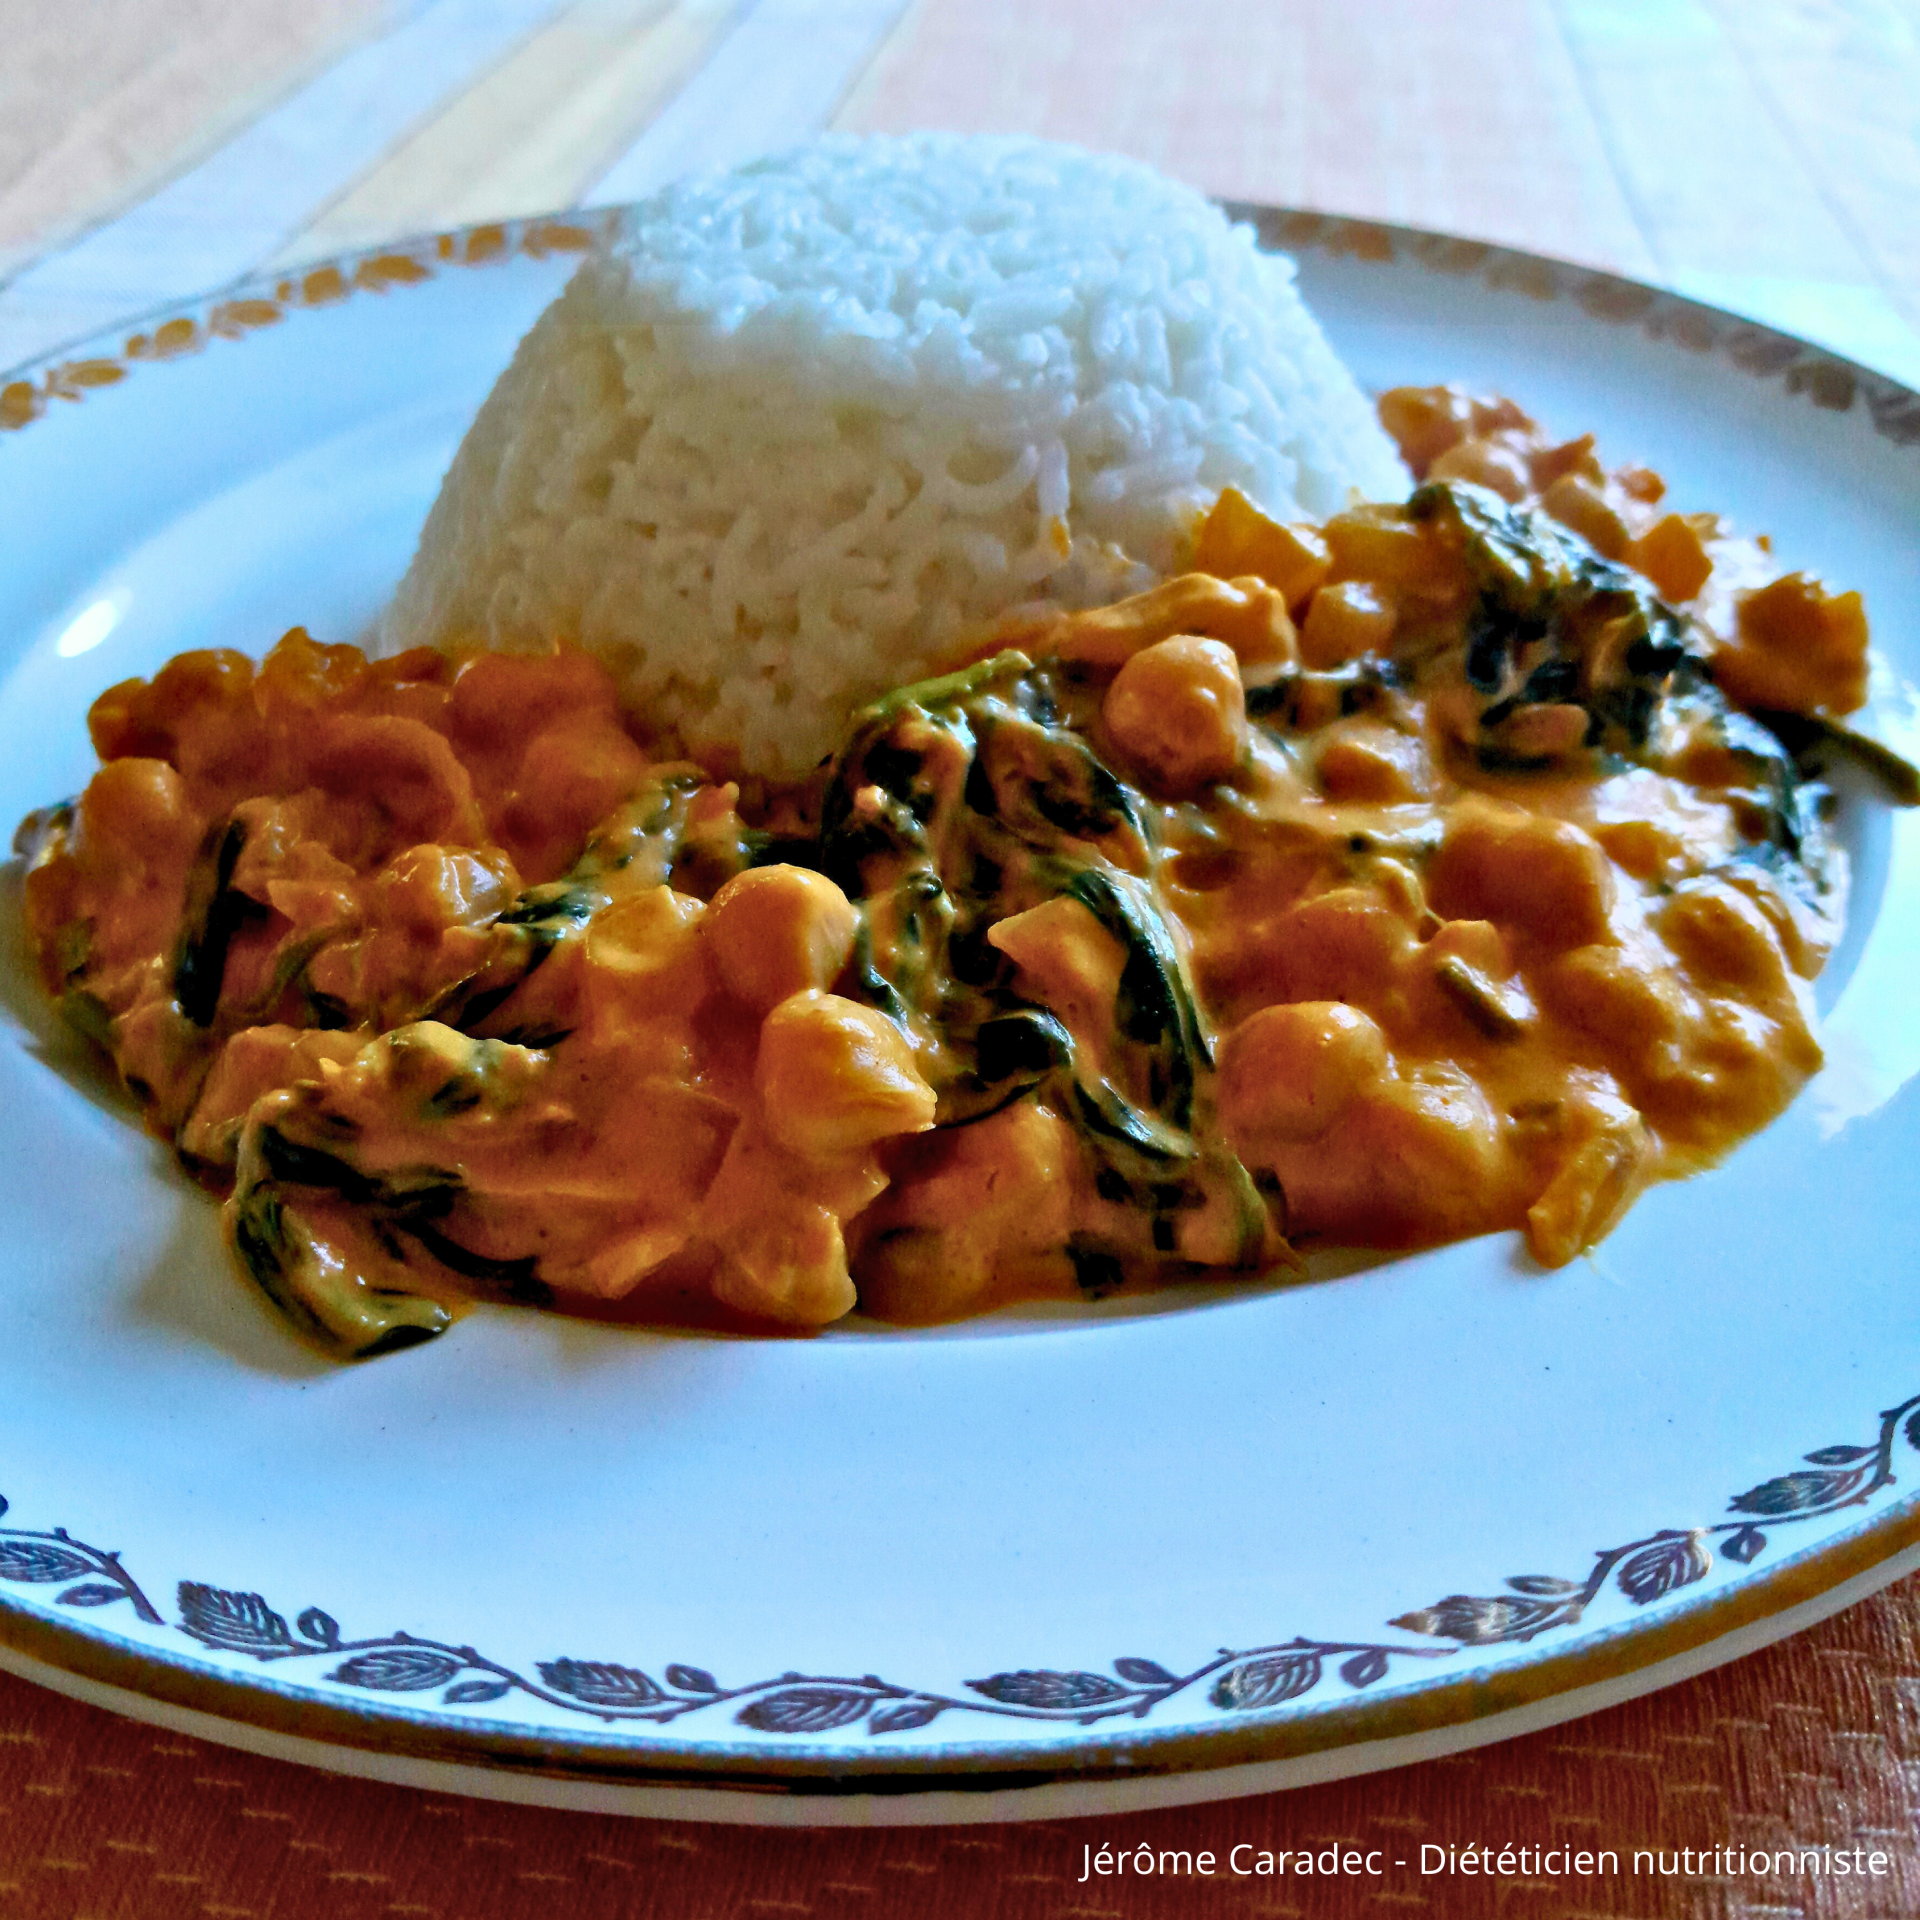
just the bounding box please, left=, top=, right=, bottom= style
left=1217, top=1001, right=1390, bottom=1151
left=1655, top=878, right=1793, bottom=1004
left=305, top=715, right=484, bottom=851
left=586, top=886, right=704, bottom=986
left=1719, top=869, right=1829, bottom=980
left=75, top=754, right=192, bottom=857
left=1427, top=800, right=1616, bottom=950
left=1271, top=1063, right=1508, bottom=1247
left=1527, top=433, right=1603, bottom=492
left=756, top=991, right=936, bottom=1158
left=1591, top=816, right=1683, bottom=882
left=1371, top=1064, right=1506, bottom=1197
left=697, top=1115, right=891, bottom=1325
left=146, top=645, right=259, bottom=717
left=374, top=844, right=519, bottom=936
left=505, top=719, right=648, bottom=867
left=1662, top=995, right=1822, bottom=1129
left=1538, top=473, right=1630, bottom=559
left=1269, top=885, right=1415, bottom=1002
left=853, top=1098, right=1082, bottom=1322
left=1101, top=635, right=1247, bottom=796
left=1375, top=384, right=1475, bottom=473
left=90, top=648, right=253, bottom=762
left=253, top=627, right=368, bottom=712
left=1298, top=580, right=1396, bottom=669
left=1427, top=435, right=1530, bottom=501
left=64, top=758, right=201, bottom=967
left=1315, top=725, right=1429, bottom=802
left=705, top=865, right=858, bottom=1013
left=714, top=1188, right=858, bottom=1328
left=1539, top=941, right=1684, bottom=1078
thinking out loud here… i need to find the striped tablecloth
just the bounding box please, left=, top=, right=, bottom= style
left=6, top=0, right=1919, bottom=386
left=4, top=3, right=1920, bottom=1914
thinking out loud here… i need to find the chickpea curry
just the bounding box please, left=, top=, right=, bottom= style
left=18, top=387, right=1902, bottom=1357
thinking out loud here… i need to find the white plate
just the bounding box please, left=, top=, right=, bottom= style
left=3, top=209, right=1920, bottom=1826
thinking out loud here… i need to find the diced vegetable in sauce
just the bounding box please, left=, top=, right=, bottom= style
left=17, top=388, right=1907, bottom=1356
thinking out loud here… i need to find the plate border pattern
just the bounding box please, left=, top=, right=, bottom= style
left=4, top=204, right=1917, bottom=455
left=5, top=1391, right=1916, bottom=1743
left=1222, top=203, right=1920, bottom=450
left=0, top=214, right=611, bottom=434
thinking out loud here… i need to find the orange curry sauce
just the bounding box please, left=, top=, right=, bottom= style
left=17, top=388, right=1874, bottom=1356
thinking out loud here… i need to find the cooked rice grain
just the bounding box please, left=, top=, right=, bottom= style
left=382, top=134, right=1407, bottom=773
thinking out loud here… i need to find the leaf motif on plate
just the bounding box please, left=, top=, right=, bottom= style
left=536, top=1659, right=666, bottom=1709
left=1390, top=1592, right=1572, bottom=1645
left=736, top=1687, right=872, bottom=1735
left=330, top=1648, right=464, bottom=1692
left=1340, top=1649, right=1389, bottom=1689
left=868, top=1697, right=945, bottom=1735
left=443, top=1679, right=512, bottom=1706
left=967, top=1670, right=1130, bottom=1710
left=1728, top=1468, right=1866, bottom=1518
left=7, top=1381, right=1920, bottom=1747
left=177, top=1583, right=295, bottom=1655
left=56, top=1582, right=124, bottom=1607
left=1616, top=1533, right=1711, bottom=1606
left=296, top=1607, right=341, bottom=1649
left=1209, top=1651, right=1322, bottom=1711
left=0, top=1541, right=93, bottom=1585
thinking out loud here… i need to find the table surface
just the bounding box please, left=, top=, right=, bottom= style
left=4, top=1, right=1920, bottom=1913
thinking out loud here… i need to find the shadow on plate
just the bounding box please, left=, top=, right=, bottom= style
left=123, top=1186, right=331, bottom=1382
left=0, top=859, right=129, bottom=1122
left=0, top=863, right=327, bottom=1378
left=832, top=1243, right=1405, bottom=1342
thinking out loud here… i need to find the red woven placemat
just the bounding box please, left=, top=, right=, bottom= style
left=5, top=1569, right=1917, bottom=1919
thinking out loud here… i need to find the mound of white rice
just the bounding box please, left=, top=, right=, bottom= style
left=382, top=133, right=1407, bottom=774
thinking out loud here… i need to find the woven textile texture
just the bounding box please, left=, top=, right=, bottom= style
left=4, top=1570, right=1920, bottom=1917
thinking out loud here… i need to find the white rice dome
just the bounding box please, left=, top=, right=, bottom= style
left=383, top=134, right=1407, bottom=774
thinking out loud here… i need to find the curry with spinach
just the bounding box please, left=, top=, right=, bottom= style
left=17, top=387, right=1894, bottom=1357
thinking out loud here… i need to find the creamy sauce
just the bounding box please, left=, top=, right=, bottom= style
left=16, top=389, right=1881, bottom=1355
